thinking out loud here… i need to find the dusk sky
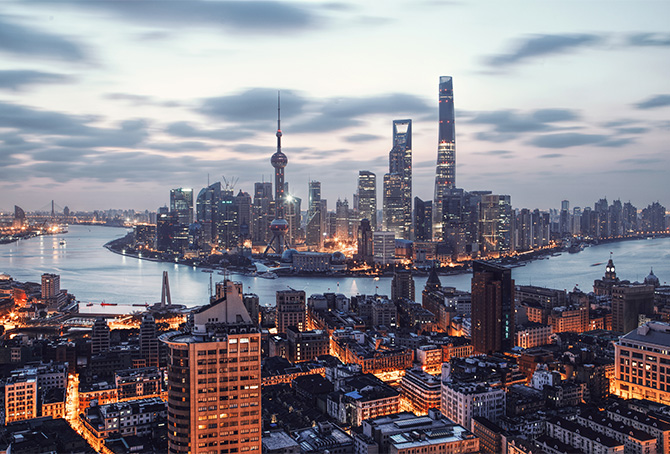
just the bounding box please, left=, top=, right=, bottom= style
left=1, top=1, right=669, bottom=213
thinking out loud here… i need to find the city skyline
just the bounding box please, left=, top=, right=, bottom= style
left=1, top=1, right=669, bottom=212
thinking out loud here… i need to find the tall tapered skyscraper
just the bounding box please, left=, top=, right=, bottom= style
left=383, top=120, right=412, bottom=240
left=433, top=76, right=456, bottom=241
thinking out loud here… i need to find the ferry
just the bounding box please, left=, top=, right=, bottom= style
left=100, top=302, right=118, bottom=306
left=132, top=303, right=149, bottom=307
left=591, top=262, right=605, bottom=267
left=86, top=302, right=94, bottom=307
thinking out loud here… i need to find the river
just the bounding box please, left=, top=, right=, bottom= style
left=1, top=225, right=668, bottom=313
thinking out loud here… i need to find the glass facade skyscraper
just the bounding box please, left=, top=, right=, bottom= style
left=357, top=171, right=377, bottom=231
left=383, top=119, right=412, bottom=240
left=433, top=76, right=456, bottom=241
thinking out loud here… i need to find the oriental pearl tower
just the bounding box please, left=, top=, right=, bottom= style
left=264, top=92, right=290, bottom=256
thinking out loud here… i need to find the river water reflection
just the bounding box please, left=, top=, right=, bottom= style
left=1, top=225, right=669, bottom=312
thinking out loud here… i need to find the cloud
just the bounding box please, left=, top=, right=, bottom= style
left=165, top=121, right=254, bottom=141
left=615, top=127, right=648, bottom=134
left=199, top=89, right=431, bottom=134
left=635, top=94, right=670, bottom=110
left=468, top=108, right=580, bottom=142
left=46, top=0, right=320, bottom=34
left=344, top=133, right=383, bottom=143
left=104, top=92, right=183, bottom=108
left=629, top=33, right=670, bottom=47
left=530, top=133, right=633, bottom=149
left=473, top=150, right=514, bottom=156
left=0, top=15, right=87, bottom=62
left=485, top=34, right=602, bottom=67
left=147, top=141, right=213, bottom=152
left=0, top=70, right=73, bottom=91
left=199, top=88, right=307, bottom=124
left=538, top=153, right=565, bottom=159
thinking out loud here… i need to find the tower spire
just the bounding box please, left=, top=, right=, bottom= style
left=276, top=91, right=282, bottom=151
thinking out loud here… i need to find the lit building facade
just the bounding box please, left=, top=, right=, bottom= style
left=170, top=187, right=194, bottom=226
left=358, top=171, right=377, bottom=231
left=433, top=76, right=456, bottom=241
left=613, top=322, right=670, bottom=405
left=471, top=261, right=515, bottom=354
left=373, top=231, right=395, bottom=265
left=160, top=280, right=261, bottom=454
left=275, top=289, right=306, bottom=333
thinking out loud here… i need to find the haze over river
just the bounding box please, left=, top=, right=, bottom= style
left=1, top=225, right=669, bottom=313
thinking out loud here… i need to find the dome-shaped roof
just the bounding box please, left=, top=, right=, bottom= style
left=281, top=248, right=297, bottom=263
left=331, top=251, right=346, bottom=263
left=644, top=268, right=660, bottom=287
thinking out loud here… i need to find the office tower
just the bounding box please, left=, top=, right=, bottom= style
left=572, top=207, right=582, bottom=235
left=413, top=197, right=432, bottom=242
left=480, top=194, right=512, bottom=255
left=265, top=93, right=290, bottom=255
left=516, top=208, right=532, bottom=251
left=235, top=190, right=252, bottom=245
left=391, top=269, right=415, bottom=302
left=140, top=313, right=159, bottom=368
left=196, top=182, right=222, bottom=246
left=433, top=76, right=456, bottom=241
left=612, top=284, right=655, bottom=333
left=373, top=231, right=395, bottom=265
left=41, top=273, right=60, bottom=300
left=383, top=173, right=404, bottom=238
left=13, top=205, right=26, bottom=228
left=384, top=120, right=412, bottom=240
left=358, top=171, right=377, bottom=231
left=336, top=198, right=350, bottom=239
left=559, top=200, right=570, bottom=237
left=594, top=198, right=609, bottom=238
left=157, top=211, right=188, bottom=254
left=216, top=188, right=238, bottom=250
left=441, top=188, right=480, bottom=259
left=357, top=219, right=373, bottom=263
left=609, top=199, right=623, bottom=237
left=160, top=280, right=261, bottom=454
left=275, top=289, right=306, bottom=333
left=170, top=188, right=193, bottom=225
left=91, top=317, right=110, bottom=355
left=471, top=261, right=515, bottom=355
left=285, top=192, right=301, bottom=246
left=306, top=181, right=323, bottom=249
left=252, top=182, right=273, bottom=245
left=4, top=371, right=38, bottom=423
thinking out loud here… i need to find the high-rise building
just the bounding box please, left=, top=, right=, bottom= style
left=41, top=273, right=60, bottom=300
left=235, top=190, right=252, bottom=245
left=373, top=231, right=396, bottom=266
left=357, top=219, right=373, bottom=264
left=216, top=188, right=238, bottom=250
left=336, top=198, right=350, bottom=239
left=391, top=269, right=415, bottom=302
left=160, top=280, right=261, bottom=454
left=358, top=171, right=377, bottom=231
left=276, top=289, right=306, bottom=333
left=252, top=182, right=273, bottom=245
left=140, top=313, right=159, bottom=368
left=433, top=76, right=456, bottom=241
left=471, top=261, right=515, bottom=354
left=612, top=283, right=655, bottom=333
left=170, top=188, right=193, bottom=225
left=91, top=318, right=110, bottom=355
left=265, top=94, right=290, bottom=255
left=306, top=181, right=323, bottom=249
left=383, top=173, right=404, bottom=238
left=384, top=120, right=412, bottom=240
left=480, top=194, right=512, bottom=255
left=196, top=182, right=222, bottom=246
left=413, top=197, right=432, bottom=242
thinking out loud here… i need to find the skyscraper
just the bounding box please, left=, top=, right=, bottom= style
left=91, top=317, right=110, bottom=355
left=265, top=93, right=290, bottom=255
left=413, top=197, right=432, bottom=242
left=336, top=198, right=350, bottom=239
left=433, top=76, right=456, bottom=241
left=252, top=182, right=273, bottom=245
left=196, top=182, right=222, bottom=246
left=306, top=181, right=323, bottom=249
left=471, top=261, right=515, bottom=355
left=384, top=120, right=412, bottom=240
left=480, top=194, right=512, bottom=255
left=139, top=313, right=159, bottom=368
left=160, top=280, right=261, bottom=454
left=170, top=187, right=194, bottom=225
left=357, top=171, right=377, bottom=231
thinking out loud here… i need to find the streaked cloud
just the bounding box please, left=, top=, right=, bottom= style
left=0, top=15, right=88, bottom=62
left=0, top=70, right=73, bottom=91
left=485, top=34, right=602, bottom=67
left=635, top=94, right=670, bottom=110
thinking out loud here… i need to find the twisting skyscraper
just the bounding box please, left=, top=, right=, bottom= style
left=383, top=120, right=412, bottom=240
left=264, top=92, right=290, bottom=256
left=433, top=76, right=456, bottom=241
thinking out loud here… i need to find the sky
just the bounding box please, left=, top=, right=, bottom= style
left=1, top=0, right=669, bottom=214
